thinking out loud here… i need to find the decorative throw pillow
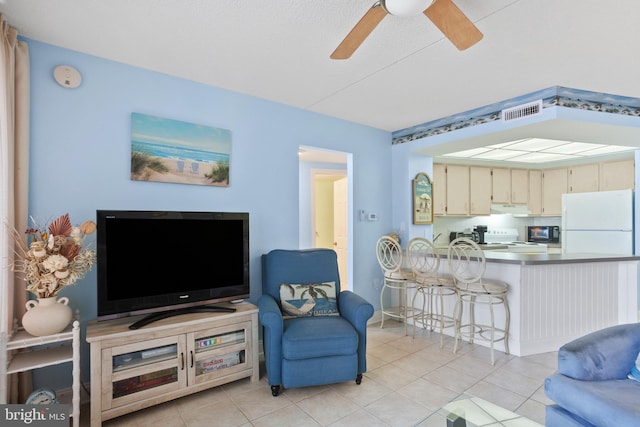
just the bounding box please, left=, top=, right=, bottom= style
left=628, top=352, right=640, bottom=381
left=279, top=281, right=339, bottom=319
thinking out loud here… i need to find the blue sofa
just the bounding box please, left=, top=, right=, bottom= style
left=258, top=249, right=374, bottom=396
left=544, top=323, right=640, bottom=427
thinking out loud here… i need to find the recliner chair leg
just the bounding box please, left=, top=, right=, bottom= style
left=271, top=385, right=280, bottom=396
left=356, top=374, right=362, bottom=385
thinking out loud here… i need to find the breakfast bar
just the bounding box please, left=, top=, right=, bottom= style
left=435, top=251, right=640, bottom=356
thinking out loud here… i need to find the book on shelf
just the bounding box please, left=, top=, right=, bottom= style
left=113, top=368, right=178, bottom=397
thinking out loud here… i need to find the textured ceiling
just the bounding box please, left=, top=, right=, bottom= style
left=2, top=0, right=640, bottom=136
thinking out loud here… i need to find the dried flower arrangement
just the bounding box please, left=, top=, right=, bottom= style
left=9, top=213, right=97, bottom=298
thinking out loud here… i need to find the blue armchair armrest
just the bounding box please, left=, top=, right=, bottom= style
left=339, top=290, right=374, bottom=330
left=557, top=323, right=640, bottom=381
left=258, top=294, right=284, bottom=385
left=338, top=290, right=374, bottom=373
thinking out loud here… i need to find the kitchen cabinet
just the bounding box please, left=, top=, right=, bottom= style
left=469, top=166, right=492, bottom=215
left=528, top=170, right=542, bottom=216
left=542, top=168, right=568, bottom=216
left=510, top=169, right=529, bottom=204
left=433, top=157, right=633, bottom=217
left=492, top=168, right=528, bottom=204
left=433, top=163, right=446, bottom=216
left=445, top=165, right=469, bottom=215
left=600, top=158, right=634, bottom=191
left=569, top=164, right=599, bottom=193
left=491, top=168, right=511, bottom=204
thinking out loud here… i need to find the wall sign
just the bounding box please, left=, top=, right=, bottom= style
left=413, top=172, right=433, bottom=224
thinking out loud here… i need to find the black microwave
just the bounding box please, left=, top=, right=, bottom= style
left=527, top=226, right=560, bottom=243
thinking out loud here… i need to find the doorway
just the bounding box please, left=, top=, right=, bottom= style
left=299, top=147, right=352, bottom=291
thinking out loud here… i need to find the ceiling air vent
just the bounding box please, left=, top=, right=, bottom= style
left=501, top=100, right=543, bottom=122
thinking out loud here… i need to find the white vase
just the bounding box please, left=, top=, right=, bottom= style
left=22, top=296, right=72, bottom=336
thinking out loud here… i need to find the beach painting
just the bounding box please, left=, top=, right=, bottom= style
left=130, top=112, right=231, bottom=187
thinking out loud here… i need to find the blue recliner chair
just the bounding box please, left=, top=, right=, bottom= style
left=259, top=248, right=374, bottom=396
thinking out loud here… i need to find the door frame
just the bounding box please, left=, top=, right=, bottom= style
left=299, top=146, right=353, bottom=292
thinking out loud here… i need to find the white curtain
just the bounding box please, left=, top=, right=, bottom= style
left=0, top=13, right=30, bottom=403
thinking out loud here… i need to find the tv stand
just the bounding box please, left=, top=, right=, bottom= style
left=86, top=302, right=258, bottom=426
left=129, top=305, right=236, bottom=330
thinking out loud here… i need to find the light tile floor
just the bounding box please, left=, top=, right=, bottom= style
left=83, top=320, right=557, bottom=426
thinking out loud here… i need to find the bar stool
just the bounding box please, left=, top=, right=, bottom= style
left=447, top=237, right=510, bottom=365
left=406, top=237, right=456, bottom=347
left=376, top=235, right=416, bottom=335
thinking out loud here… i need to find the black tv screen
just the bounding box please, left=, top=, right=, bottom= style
left=96, top=210, right=249, bottom=322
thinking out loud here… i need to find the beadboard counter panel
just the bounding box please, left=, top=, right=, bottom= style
left=431, top=255, right=639, bottom=357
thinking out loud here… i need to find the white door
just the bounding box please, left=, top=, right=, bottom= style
left=333, top=177, right=348, bottom=290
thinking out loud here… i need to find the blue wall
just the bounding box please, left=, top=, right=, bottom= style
left=25, top=39, right=392, bottom=389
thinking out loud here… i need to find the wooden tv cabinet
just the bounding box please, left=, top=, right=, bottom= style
left=86, top=302, right=259, bottom=426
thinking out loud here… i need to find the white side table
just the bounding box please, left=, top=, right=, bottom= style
left=0, top=320, right=81, bottom=427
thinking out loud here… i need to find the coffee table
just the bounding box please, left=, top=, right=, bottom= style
left=416, top=394, right=543, bottom=426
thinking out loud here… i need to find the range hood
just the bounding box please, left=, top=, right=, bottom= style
left=490, top=204, right=530, bottom=216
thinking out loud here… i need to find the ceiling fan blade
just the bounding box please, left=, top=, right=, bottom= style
left=424, top=0, right=483, bottom=50
left=330, top=3, right=387, bottom=60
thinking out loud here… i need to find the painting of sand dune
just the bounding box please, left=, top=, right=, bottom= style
left=130, top=112, right=231, bottom=187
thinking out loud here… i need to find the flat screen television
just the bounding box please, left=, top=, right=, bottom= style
left=96, top=210, right=250, bottom=329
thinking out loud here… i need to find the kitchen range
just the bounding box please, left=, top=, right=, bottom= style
left=450, top=227, right=548, bottom=253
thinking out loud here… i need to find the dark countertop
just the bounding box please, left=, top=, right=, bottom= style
left=479, top=251, right=640, bottom=265
left=434, top=246, right=640, bottom=265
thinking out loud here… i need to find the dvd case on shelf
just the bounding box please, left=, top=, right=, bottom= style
left=196, top=330, right=244, bottom=351
left=195, top=351, right=244, bottom=375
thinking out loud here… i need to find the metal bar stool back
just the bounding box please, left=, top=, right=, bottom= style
left=448, top=237, right=510, bottom=365
left=407, top=237, right=456, bottom=347
left=376, top=235, right=415, bottom=335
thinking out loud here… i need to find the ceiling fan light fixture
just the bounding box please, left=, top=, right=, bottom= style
left=382, top=0, right=434, bottom=17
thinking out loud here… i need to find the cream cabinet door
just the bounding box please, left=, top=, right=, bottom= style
left=528, top=170, right=542, bottom=215
left=511, top=169, right=529, bottom=204
left=433, top=164, right=446, bottom=216
left=491, top=168, right=511, bottom=204
left=446, top=165, right=469, bottom=215
left=542, top=168, right=568, bottom=216
left=469, top=166, right=491, bottom=215
left=600, top=158, right=634, bottom=191
left=569, top=164, right=598, bottom=193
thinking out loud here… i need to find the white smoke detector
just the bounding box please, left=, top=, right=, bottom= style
left=53, top=65, right=82, bottom=89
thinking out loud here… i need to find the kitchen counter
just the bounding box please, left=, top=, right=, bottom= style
left=479, top=251, right=640, bottom=265
left=436, top=245, right=639, bottom=262
left=427, top=250, right=639, bottom=357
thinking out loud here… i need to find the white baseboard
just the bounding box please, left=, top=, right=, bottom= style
left=369, top=310, right=383, bottom=325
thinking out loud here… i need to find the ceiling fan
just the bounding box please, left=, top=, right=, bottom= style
left=330, top=0, right=483, bottom=59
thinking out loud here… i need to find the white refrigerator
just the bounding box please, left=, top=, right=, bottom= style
left=562, top=189, right=634, bottom=254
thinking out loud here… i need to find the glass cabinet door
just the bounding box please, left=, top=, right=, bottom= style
left=105, top=336, right=187, bottom=408
left=188, top=322, right=251, bottom=384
